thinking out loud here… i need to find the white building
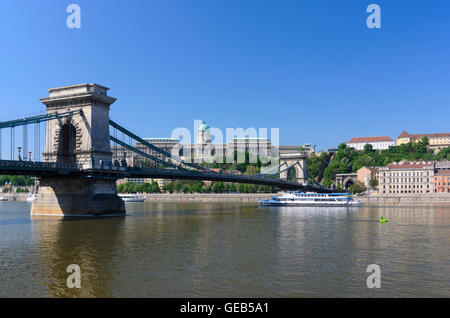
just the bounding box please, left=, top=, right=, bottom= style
left=347, top=136, right=395, bottom=150
left=378, top=162, right=435, bottom=194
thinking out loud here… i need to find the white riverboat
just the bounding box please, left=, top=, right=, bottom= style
left=26, top=194, right=38, bottom=202
left=259, top=192, right=362, bottom=207
left=0, top=196, right=8, bottom=202
left=119, top=194, right=146, bottom=202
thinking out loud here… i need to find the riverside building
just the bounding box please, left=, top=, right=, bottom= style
left=378, top=162, right=435, bottom=194
left=435, top=171, right=450, bottom=193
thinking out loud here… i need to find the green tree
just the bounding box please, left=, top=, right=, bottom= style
left=151, top=182, right=160, bottom=193
left=162, top=182, right=174, bottom=193
left=436, top=147, right=450, bottom=161
left=349, top=181, right=366, bottom=194
left=363, top=143, right=374, bottom=153
left=369, top=178, right=378, bottom=189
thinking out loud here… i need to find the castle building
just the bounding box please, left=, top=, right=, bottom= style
left=194, top=121, right=214, bottom=162
left=397, top=131, right=450, bottom=151
left=112, top=120, right=315, bottom=167
left=347, top=136, right=395, bottom=150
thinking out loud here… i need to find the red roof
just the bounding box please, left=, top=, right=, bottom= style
left=397, top=131, right=450, bottom=139
left=348, top=136, right=394, bottom=143
left=388, top=163, right=433, bottom=169
left=435, top=170, right=450, bottom=176
left=398, top=131, right=410, bottom=138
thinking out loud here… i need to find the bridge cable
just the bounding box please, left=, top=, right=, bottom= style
left=109, top=120, right=220, bottom=174
left=110, top=136, right=190, bottom=171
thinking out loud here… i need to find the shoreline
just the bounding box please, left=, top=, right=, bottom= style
left=142, top=193, right=273, bottom=202
left=3, top=192, right=450, bottom=204
left=358, top=194, right=450, bottom=204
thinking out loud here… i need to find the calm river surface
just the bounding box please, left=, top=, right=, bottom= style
left=0, top=201, right=449, bottom=297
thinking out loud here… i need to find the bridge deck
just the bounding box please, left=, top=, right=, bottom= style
left=0, top=160, right=331, bottom=192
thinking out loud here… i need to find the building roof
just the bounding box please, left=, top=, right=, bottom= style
left=397, top=131, right=450, bottom=139
left=143, top=138, right=179, bottom=143
left=348, top=136, right=394, bottom=143
left=435, top=161, right=450, bottom=169
left=435, top=170, right=450, bottom=176
left=358, top=166, right=379, bottom=172
left=230, top=137, right=270, bottom=141
left=398, top=131, right=410, bottom=138
left=387, top=162, right=433, bottom=169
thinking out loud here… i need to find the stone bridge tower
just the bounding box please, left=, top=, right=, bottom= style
left=40, top=83, right=115, bottom=168
left=31, top=84, right=125, bottom=217
left=279, top=152, right=307, bottom=185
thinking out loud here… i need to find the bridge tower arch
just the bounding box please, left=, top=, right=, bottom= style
left=41, top=84, right=116, bottom=167
left=279, top=153, right=307, bottom=185
left=31, top=84, right=125, bottom=217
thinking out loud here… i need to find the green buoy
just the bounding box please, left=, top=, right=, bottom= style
left=380, top=216, right=388, bottom=223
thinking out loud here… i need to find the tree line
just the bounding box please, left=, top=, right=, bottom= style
left=117, top=180, right=276, bottom=194
left=0, top=175, right=34, bottom=186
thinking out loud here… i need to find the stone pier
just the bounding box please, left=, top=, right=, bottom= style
left=31, top=178, right=125, bottom=217
left=31, top=84, right=126, bottom=217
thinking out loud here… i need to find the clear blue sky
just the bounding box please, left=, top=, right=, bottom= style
left=0, top=0, right=449, bottom=151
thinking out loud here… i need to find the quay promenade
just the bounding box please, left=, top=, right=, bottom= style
left=142, top=193, right=272, bottom=202
left=358, top=193, right=450, bottom=204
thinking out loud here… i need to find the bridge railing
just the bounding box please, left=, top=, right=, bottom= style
left=0, top=159, right=81, bottom=171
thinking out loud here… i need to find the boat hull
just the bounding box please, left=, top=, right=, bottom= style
left=122, top=198, right=146, bottom=203
left=259, top=200, right=362, bottom=207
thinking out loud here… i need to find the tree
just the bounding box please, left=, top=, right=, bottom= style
left=436, top=147, right=450, bottom=161
left=173, top=182, right=182, bottom=193
left=162, top=182, right=174, bottom=193
left=244, top=165, right=259, bottom=176
left=369, top=178, right=378, bottom=189
left=151, top=182, right=160, bottom=193
left=349, top=181, right=366, bottom=194
left=363, top=143, right=374, bottom=153
left=181, top=184, right=190, bottom=193
left=192, top=182, right=203, bottom=193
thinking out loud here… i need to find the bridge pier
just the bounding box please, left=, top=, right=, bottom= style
left=30, top=83, right=126, bottom=217
left=31, top=177, right=125, bottom=217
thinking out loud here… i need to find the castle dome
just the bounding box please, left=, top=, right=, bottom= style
left=199, top=122, right=210, bottom=132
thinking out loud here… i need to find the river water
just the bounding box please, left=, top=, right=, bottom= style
left=0, top=201, right=449, bottom=297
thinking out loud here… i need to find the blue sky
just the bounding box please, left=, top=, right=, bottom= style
left=0, top=0, right=449, bottom=151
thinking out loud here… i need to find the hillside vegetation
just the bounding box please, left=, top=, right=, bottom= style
left=307, top=138, right=450, bottom=186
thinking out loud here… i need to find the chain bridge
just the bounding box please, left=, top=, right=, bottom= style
left=0, top=84, right=331, bottom=216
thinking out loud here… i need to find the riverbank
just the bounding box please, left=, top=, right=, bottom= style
left=143, top=193, right=273, bottom=202
left=358, top=193, right=450, bottom=204
left=5, top=192, right=450, bottom=204
left=0, top=193, right=29, bottom=202
left=0, top=193, right=273, bottom=203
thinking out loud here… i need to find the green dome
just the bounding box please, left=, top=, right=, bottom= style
left=199, top=122, right=210, bottom=132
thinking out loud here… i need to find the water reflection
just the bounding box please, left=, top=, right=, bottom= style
left=0, top=202, right=449, bottom=297
left=30, top=216, right=125, bottom=297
